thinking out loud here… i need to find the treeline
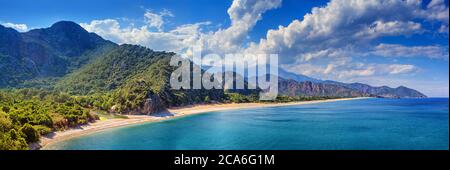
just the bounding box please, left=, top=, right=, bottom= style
left=226, top=93, right=345, bottom=103
left=0, top=89, right=99, bottom=150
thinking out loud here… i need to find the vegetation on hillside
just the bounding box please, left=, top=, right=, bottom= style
left=0, top=89, right=98, bottom=150
left=0, top=21, right=115, bottom=88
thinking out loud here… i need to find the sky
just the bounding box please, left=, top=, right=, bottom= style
left=0, top=0, right=449, bottom=97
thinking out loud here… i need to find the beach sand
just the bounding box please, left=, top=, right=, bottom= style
left=37, top=97, right=370, bottom=150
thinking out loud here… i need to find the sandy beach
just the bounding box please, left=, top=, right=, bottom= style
left=38, top=97, right=370, bottom=150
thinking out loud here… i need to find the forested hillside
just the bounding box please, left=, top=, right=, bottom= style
left=0, top=21, right=116, bottom=87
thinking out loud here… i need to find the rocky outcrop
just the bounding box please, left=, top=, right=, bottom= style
left=129, top=94, right=166, bottom=115
left=141, top=94, right=166, bottom=115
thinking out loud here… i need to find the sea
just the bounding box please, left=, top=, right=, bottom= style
left=47, top=98, right=449, bottom=150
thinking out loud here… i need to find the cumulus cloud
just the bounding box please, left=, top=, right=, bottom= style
left=386, top=64, right=417, bottom=74
left=238, top=0, right=447, bottom=84
left=355, top=21, right=423, bottom=39
left=1, top=22, right=28, bottom=32
left=144, top=9, right=174, bottom=31
left=197, top=0, right=282, bottom=54
left=80, top=18, right=210, bottom=52
left=299, top=48, right=354, bottom=62
left=80, top=0, right=282, bottom=54
left=423, top=0, right=449, bottom=35
left=338, top=67, right=376, bottom=78
left=244, top=0, right=448, bottom=63
left=372, top=43, right=449, bottom=60
left=424, top=0, right=449, bottom=24
left=283, top=61, right=418, bottom=81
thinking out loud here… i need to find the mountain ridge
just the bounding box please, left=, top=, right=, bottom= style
left=322, top=80, right=427, bottom=98
left=278, top=69, right=426, bottom=98
left=0, top=21, right=116, bottom=87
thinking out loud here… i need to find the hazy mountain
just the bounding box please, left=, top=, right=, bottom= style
left=278, top=68, right=322, bottom=83
left=278, top=78, right=371, bottom=97
left=322, top=81, right=427, bottom=98
left=276, top=69, right=426, bottom=98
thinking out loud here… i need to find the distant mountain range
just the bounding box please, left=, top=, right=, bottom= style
left=277, top=69, right=426, bottom=98
left=278, top=68, right=322, bottom=83
left=321, top=80, right=427, bottom=98
left=0, top=21, right=427, bottom=101
left=278, top=77, right=371, bottom=97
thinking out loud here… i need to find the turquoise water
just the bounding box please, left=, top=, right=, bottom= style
left=48, top=98, right=449, bottom=150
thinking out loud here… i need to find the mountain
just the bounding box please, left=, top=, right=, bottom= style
left=56, top=44, right=226, bottom=114
left=322, top=81, right=427, bottom=98
left=55, top=44, right=171, bottom=94
left=277, top=71, right=426, bottom=98
left=278, top=78, right=371, bottom=97
left=278, top=68, right=322, bottom=83
left=22, top=21, right=113, bottom=58
left=0, top=21, right=116, bottom=87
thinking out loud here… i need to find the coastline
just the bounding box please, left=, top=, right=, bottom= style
left=37, top=97, right=370, bottom=150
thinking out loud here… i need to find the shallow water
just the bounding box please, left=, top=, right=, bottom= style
left=48, top=98, right=449, bottom=150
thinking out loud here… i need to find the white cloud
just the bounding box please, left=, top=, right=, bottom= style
left=372, top=43, right=449, bottom=59
left=425, top=0, right=449, bottom=35
left=197, top=0, right=282, bottom=54
left=299, top=48, right=354, bottom=62
left=424, top=0, right=449, bottom=24
left=244, top=0, right=448, bottom=63
left=386, top=64, right=417, bottom=74
left=338, top=66, right=376, bottom=78
left=1, top=22, right=28, bottom=32
left=439, top=24, right=449, bottom=33
left=80, top=9, right=209, bottom=53
left=283, top=60, right=418, bottom=81
left=282, top=63, right=329, bottom=77
left=355, top=21, right=423, bottom=39
left=80, top=0, right=282, bottom=55
left=144, top=9, right=174, bottom=31
left=323, top=64, right=335, bottom=74
left=80, top=18, right=210, bottom=53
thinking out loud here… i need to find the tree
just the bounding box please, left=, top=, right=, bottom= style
left=0, top=129, right=28, bottom=150
left=204, top=96, right=210, bottom=103
left=0, top=111, right=12, bottom=132
left=19, top=123, right=40, bottom=143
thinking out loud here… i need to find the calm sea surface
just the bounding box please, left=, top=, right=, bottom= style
left=48, top=98, right=449, bottom=150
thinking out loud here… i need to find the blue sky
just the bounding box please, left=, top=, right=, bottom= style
left=0, top=0, right=449, bottom=97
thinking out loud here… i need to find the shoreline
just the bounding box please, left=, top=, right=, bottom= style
left=37, top=97, right=370, bottom=150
